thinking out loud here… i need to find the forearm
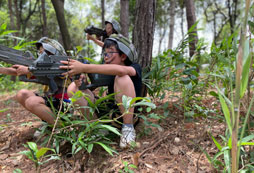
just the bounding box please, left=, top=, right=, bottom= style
left=82, top=64, right=134, bottom=76
left=0, top=67, right=17, bottom=76
left=92, top=39, right=104, bottom=47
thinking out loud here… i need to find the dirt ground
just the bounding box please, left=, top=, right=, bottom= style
left=0, top=93, right=224, bottom=173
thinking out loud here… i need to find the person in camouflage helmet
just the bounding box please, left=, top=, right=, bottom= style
left=35, top=37, right=67, bottom=56
left=60, top=34, right=142, bottom=148
left=13, top=38, right=70, bottom=133
left=87, top=19, right=121, bottom=47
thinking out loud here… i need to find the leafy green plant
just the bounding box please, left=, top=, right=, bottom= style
left=37, top=91, right=120, bottom=156
left=36, top=90, right=157, bottom=159
left=13, top=168, right=22, bottom=173
left=118, top=160, right=137, bottom=173
left=19, top=142, right=60, bottom=173
left=204, top=1, right=254, bottom=172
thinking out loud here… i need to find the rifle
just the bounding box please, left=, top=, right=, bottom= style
left=84, top=26, right=107, bottom=38
left=0, top=44, right=114, bottom=93
left=0, top=45, right=36, bottom=66
left=28, top=52, right=114, bottom=93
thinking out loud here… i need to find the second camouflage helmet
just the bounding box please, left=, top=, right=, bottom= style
left=105, top=19, right=121, bottom=34
left=106, top=34, right=138, bottom=63
left=35, top=37, right=67, bottom=56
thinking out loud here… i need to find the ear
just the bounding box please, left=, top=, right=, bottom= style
left=121, top=54, right=127, bottom=62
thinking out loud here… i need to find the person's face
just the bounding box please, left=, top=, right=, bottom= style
left=105, top=23, right=113, bottom=36
left=103, top=46, right=125, bottom=65
left=37, top=46, right=44, bottom=56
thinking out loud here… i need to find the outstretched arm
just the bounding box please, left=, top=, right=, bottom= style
left=60, top=59, right=136, bottom=77
left=0, top=67, right=17, bottom=76
left=87, top=34, right=104, bottom=47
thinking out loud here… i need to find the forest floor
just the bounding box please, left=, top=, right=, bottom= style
left=0, top=92, right=225, bottom=173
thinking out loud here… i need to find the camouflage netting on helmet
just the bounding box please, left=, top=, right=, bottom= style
left=36, top=37, right=66, bottom=56
left=106, top=34, right=138, bottom=63
left=105, top=20, right=121, bottom=34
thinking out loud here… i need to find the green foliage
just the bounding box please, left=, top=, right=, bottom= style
left=13, top=169, right=22, bottom=173
left=118, top=160, right=137, bottom=173
left=19, top=142, right=60, bottom=171
left=35, top=92, right=157, bottom=158
left=204, top=3, right=254, bottom=171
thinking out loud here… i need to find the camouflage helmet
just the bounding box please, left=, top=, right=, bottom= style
left=35, top=37, right=67, bottom=56
left=106, top=34, right=138, bottom=63
left=105, top=19, right=121, bottom=34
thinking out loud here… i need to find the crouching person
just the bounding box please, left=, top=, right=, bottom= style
left=60, top=34, right=142, bottom=148
left=15, top=37, right=69, bottom=131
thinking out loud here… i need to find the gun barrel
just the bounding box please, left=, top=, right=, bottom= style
left=0, top=45, right=35, bottom=66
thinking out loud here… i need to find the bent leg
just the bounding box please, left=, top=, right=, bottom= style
left=25, top=95, right=55, bottom=124
left=114, top=75, right=136, bottom=124
left=16, top=89, right=36, bottom=109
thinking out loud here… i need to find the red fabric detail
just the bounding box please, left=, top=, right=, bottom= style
left=53, top=93, right=69, bottom=100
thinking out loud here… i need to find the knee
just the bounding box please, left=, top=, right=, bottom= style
left=67, top=82, right=78, bottom=98
left=114, top=75, right=135, bottom=97
left=16, top=89, right=30, bottom=102
left=114, top=75, right=132, bottom=87
left=25, top=96, right=45, bottom=110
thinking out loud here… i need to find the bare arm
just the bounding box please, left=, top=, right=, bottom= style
left=60, top=60, right=136, bottom=77
left=87, top=34, right=104, bottom=47
left=0, top=67, right=17, bottom=76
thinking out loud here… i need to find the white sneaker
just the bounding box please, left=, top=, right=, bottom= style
left=33, top=123, right=49, bottom=138
left=120, top=125, right=136, bottom=148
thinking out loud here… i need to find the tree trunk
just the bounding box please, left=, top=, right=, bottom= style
left=120, top=0, right=129, bottom=38
left=41, top=0, right=48, bottom=36
left=8, top=0, right=15, bottom=30
left=14, top=0, right=21, bottom=34
left=133, top=0, right=156, bottom=97
left=158, top=27, right=166, bottom=54
left=101, top=0, right=105, bottom=28
left=185, top=0, right=198, bottom=58
left=168, top=0, right=175, bottom=50
left=180, top=4, right=184, bottom=40
left=51, top=0, right=72, bottom=52
left=227, top=0, right=238, bottom=34
left=8, top=0, right=17, bottom=82
left=22, top=0, right=39, bottom=36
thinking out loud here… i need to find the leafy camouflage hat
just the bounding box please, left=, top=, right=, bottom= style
left=105, top=20, right=121, bottom=34
left=35, top=37, right=67, bottom=56
left=106, top=34, right=138, bottom=63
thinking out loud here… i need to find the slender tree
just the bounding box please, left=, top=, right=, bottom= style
left=14, top=0, right=21, bottom=35
left=120, top=0, right=129, bottom=37
left=168, top=0, right=176, bottom=50
left=101, top=0, right=105, bottom=28
left=41, top=0, right=48, bottom=36
left=51, top=0, right=72, bottom=52
left=185, top=0, right=198, bottom=57
left=7, top=0, right=15, bottom=31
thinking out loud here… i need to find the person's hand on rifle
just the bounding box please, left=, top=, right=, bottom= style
left=12, top=65, right=30, bottom=76
left=86, top=34, right=96, bottom=41
left=60, top=59, right=85, bottom=77
left=86, top=34, right=104, bottom=47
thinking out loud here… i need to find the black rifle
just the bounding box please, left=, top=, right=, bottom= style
left=84, top=26, right=107, bottom=38
left=0, top=44, right=114, bottom=93
left=0, top=44, right=36, bottom=66
left=29, top=53, right=114, bottom=93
